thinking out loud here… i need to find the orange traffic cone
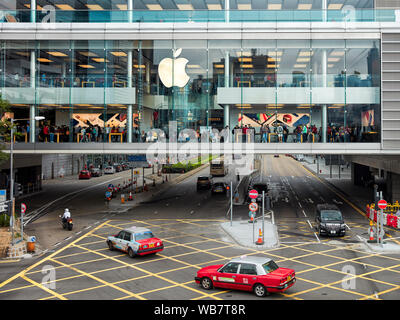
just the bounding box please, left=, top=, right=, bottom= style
left=256, top=229, right=264, bottom=245
left=128, top=192, right=133, bottom=201
left=369, top=220, right=375, bottom=241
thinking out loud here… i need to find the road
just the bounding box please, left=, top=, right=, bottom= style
left=1, top=155, right=400, bottom=300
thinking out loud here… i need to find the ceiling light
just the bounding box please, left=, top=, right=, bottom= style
left=177, top=4, right=194, bottom=10
left=78, top=65, right=95, bottom=69
left=236, top=51, right=252, bottom=57
left=47, top=51, right=68, bottom=57
left=55, top=4, right=75, bottom=10
left=268, top=57, right=281, bottom=62
left=37, top=58, right=53, bottom=63
left=298, top=4, right=312, bottom=10
left=187, top=65, right=201, bottom=68
left=241, top=64, right=253, bottom=68
left=207, top=4, right=222, bottom=10
left=267, top=64, right=279, bottom=68
left=268, top=51, right=283, bottom=56
left=238, top=57, right=252, bottom=63
left=116, top=4, right=128, bottom=10
left=297, top=58, right=310, bottom=62
left=328, top=3, right=343, bottom=10
left=75, top=104, right=94, bottom=107
left=92, top=58, right=109, bottom=63
left=86, top=4, right=104, bottom=10
left=146, top=4, right=163, bottom=10
left=237, top=4, right=252, bottom=10
left=328, top=57, right=340, bottom=62
left=298, top=51, right=313, bottom=56
left=79, top=51, right=98, bottom=57
left=328, top=64, right=334, bottom=68
left=16, top=52, right=30, bottom=57
left=214, top=64, right=224, bottom=68
left=108, top=104, right=126, bottom=107
left=110, top=51, right=127, bottom=57
left=24, top=4, right=43, bottom=9
left=330, top=51, right=345, bottom=56
left=268, top=4, right=281, bottom=10
left=294, top=64, right=307, bottom=68
left=134, top=64, right=146, bottom=68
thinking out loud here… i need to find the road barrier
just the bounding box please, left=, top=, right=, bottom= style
left=366, top=204, right=400, bottom=230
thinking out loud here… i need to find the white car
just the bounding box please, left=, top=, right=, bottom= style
left=104, top=166, right=116, bottom=174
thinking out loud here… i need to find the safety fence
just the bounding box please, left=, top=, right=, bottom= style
left=366, top=203, right=400, bottom=230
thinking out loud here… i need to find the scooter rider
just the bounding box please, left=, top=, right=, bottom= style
left=62, top=208, right=71, bottom=223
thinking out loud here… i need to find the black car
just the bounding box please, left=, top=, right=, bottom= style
left=197, top=176, right=213, bottom=191
left=247, top=183, right=269, bottom=203
left=211, top=182, right=227, bottom=195
left=315, top=204, right=346, bottom=237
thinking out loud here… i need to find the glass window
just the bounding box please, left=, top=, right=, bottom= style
left=239, top=263, right=258, bottom=275
left=220, top=262, right=240, bottom=274
left=135, top=231, right=154, bottom=241
left=262, top=260, right=279, bottom=273
left=123, top=232, right=132, bottom=241
left=321, top=210, right=343, bottom=221
left=116, top=231, right=124, bottom=239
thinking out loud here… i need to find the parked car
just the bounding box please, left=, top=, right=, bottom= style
left=195, top=256, right=296, bottom=297
left=211, top=182, right=227, bottom=195
left=115, top=165, right=123, bottom=172
left=107, top=226, right=164, bottom=258
left=197, top=176, right=213, bottom=191
left=121, top=163, right=129, bottom=171
left=315, top=204, right=346, bottom=237
left=90, top=168, right=102, bottom=177
left=78, top=170, right=91, bottom=180
left=104, top=166, right=116, bottom=174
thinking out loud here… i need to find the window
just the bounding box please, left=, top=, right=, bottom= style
left=239, top=263, right=258, bottom=275
left=220, top=262, right=240, bottom=274
left=116, top=231, right=124, bottom=239
left=135, top=232, right=154, bottom=241
left=123, top=232, right=131, bottom=241
left=321, top=210, right=343, bottom=221
left=262, top=260, right=279, bottom=274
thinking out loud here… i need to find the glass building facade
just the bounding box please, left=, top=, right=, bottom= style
left=0, top=0, right=389, bottom=145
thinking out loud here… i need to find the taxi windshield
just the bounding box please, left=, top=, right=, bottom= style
left=262, top=260, right=279, bottom=273
left=321, top=210, right=342, bottom=221
left=135, top=232, right=154, bottom=241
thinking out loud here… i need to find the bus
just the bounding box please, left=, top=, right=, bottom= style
left=210, top=161, right=228, bottom=177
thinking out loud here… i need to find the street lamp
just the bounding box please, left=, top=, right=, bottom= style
left=9, top=116, right=45, bottom=245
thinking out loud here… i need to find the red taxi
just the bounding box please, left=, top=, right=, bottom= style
left=195, top=256, right=295, bottom=297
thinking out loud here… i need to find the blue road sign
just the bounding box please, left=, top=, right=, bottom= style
left=128, top=155, right=147, bottom=162
left=105, top=191, right=112, bottom=198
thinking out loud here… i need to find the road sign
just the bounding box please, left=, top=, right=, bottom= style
left=128, top=155, right=146, bottom=162
left=134, top=170, right=140, bottom=175
left=249, top=202, right=258, bottom=212
left=105, top=191, right=112, bottom=198
left=378, top=199, right=387, bottom=210
left=0, top=190, right=6, bottom=202
left=0, top=203, right=8, bottom=213
left=21, top=203, right=26, bottom=214
left=249, top=189, right=258, bottom=199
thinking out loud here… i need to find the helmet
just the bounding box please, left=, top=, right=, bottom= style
left=65, top=208, right=69, bottom=212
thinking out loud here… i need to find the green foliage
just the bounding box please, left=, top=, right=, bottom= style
left=0, top=94, right=12, bottom=165
left=0, top=214, right=10, bottom=227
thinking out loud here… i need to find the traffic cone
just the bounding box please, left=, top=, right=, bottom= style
left=369, top=220, right=375, bottom=241
left=128, top=192, right=133, bottom=201
left=256, top=228, right=264, bottom=245
left=121, top=194, right=125, bottom=204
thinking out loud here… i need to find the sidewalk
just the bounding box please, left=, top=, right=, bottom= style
left=302, top=155, right=373, bottom=210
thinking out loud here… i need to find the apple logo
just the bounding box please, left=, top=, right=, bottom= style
left=158, top=48, right=190, bottom=88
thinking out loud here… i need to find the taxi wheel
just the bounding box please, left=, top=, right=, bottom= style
left=253, top=284, right=267, bottom=297
left=107, top=241, right=114, bottom=251
left=128, top=248, right=135, bottom=258
left=201, top=277, right=213, bottom=290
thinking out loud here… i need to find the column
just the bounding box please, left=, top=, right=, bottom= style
left=128, top=0, right=133, bottom=23
left=127, top=49, right=133, bottom=142
left=322, top=49, right=327, bottom=143
left=224, top=51, right=230, bottom=128
left=30, top=50, right=36, bottom=143
left=322, top=0, right=327, bottom=22
left=225, top=0, right=230, bottom=23
left=387, top=172, right=400, bottom=204
left=31, top=0, right=36, bottom=23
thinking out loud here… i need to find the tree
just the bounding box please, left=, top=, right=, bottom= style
left=0, top=94, right=12, bottom=165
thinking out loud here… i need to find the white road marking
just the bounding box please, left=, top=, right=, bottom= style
left=374, top=292, right=379, bottom=299
left=64, top=236, right=71, bottom=241
left=302, top=210, right=307, bottom=217
left=357, top=235, right=365, bottom=242
left=298, top=202, right=302, bottom=208
left=308, top=198, right=314, bottom=204
left=53, top=242, right=60, bottom=247
left=75, top=231, right=82, bottom=235
left=345, top=224, right=351, bottom=230
left=314, top=232, right=321, bottom=243
left=307, top=220, right=313, bottom=229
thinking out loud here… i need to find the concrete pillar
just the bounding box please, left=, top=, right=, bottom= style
left=31, top=0, right=36, bottom=23
left=386, top=172, right=400, bottom=203
left=224, top=51, right=230, bottom=128
left=322, top=49, right=327, bottom=143
left=127, top=49, right=133, bottom=143
left=30, top=50, right=36, bottom=143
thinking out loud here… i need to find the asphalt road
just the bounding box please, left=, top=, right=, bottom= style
left=1, top=155, right=400, bottom=300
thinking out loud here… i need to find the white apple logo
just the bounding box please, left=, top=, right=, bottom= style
left=158, top=48, right=190, bottom=88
